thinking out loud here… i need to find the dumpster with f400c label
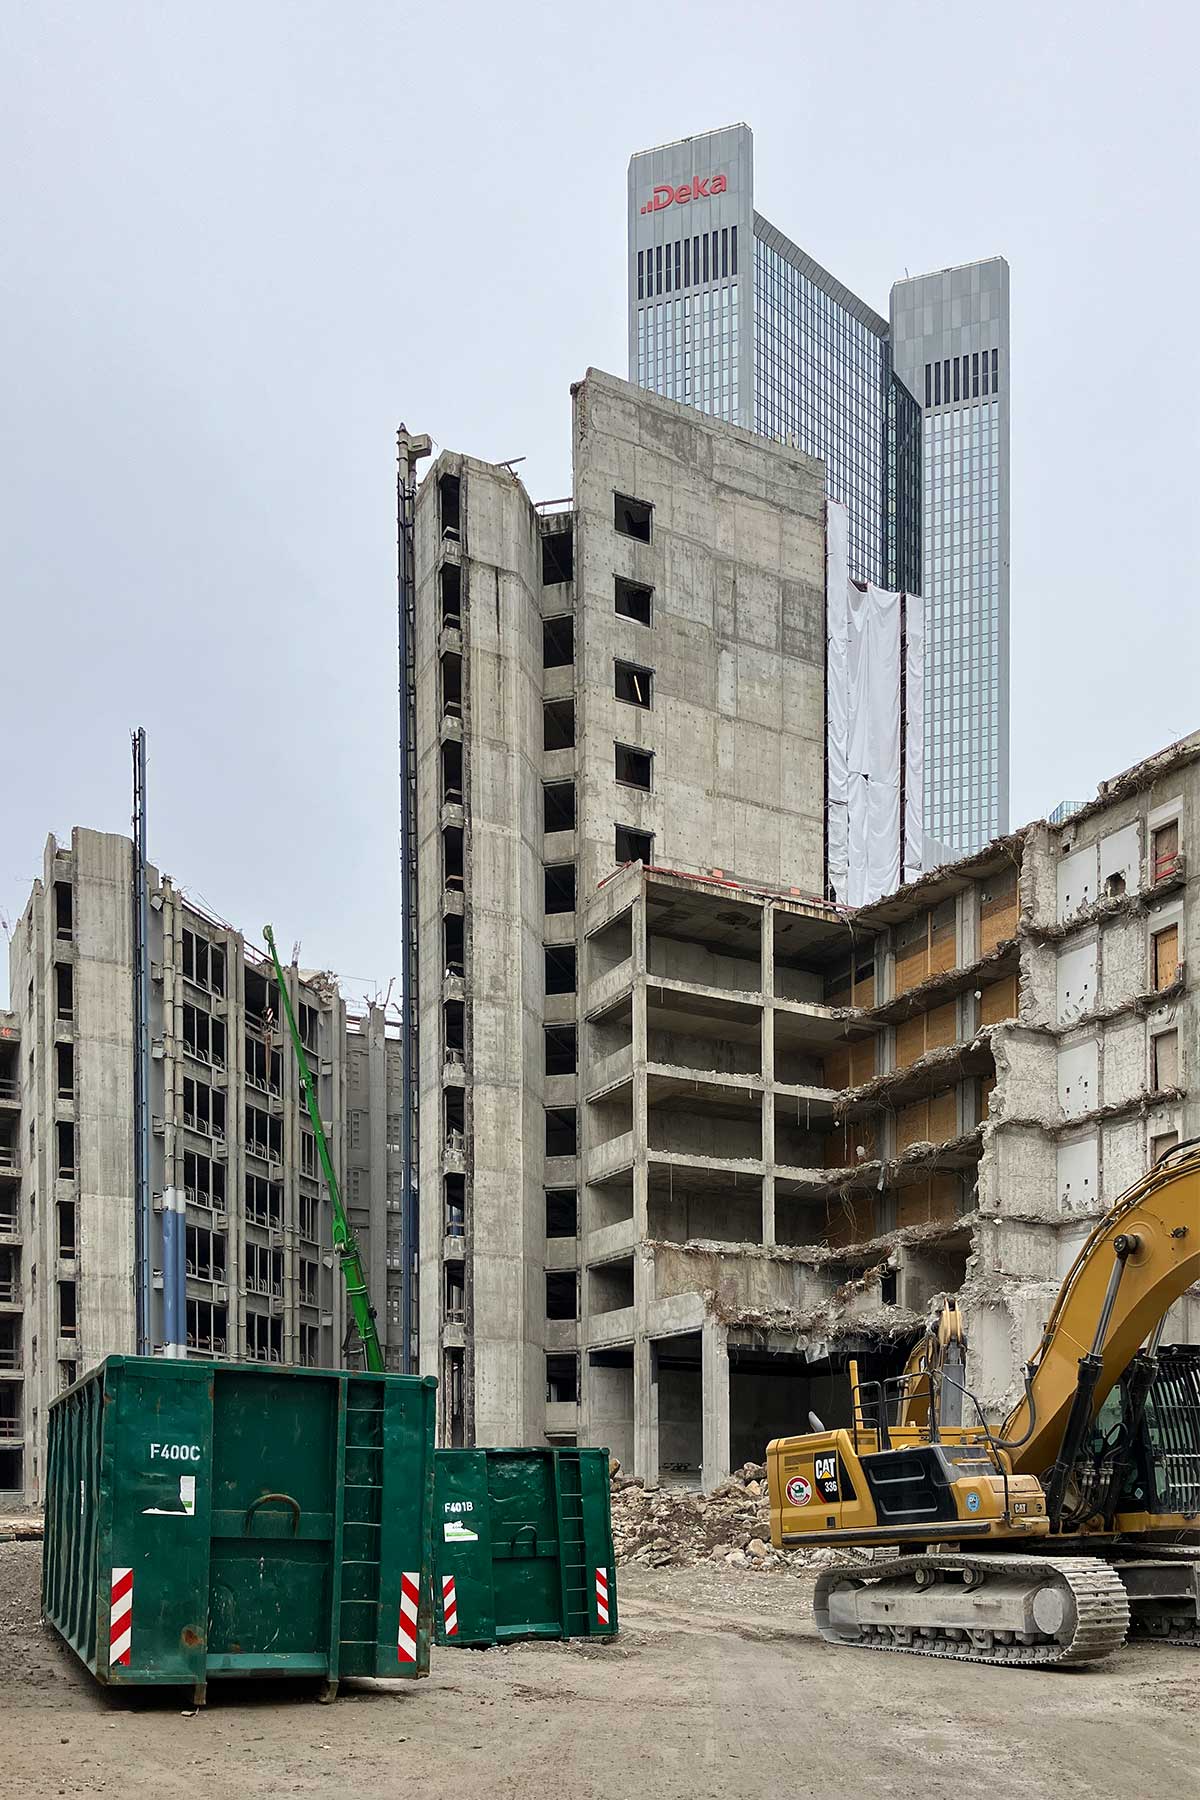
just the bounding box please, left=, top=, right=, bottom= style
left=42, top=1356, right=438, bottom=1703
left=433, top=1446, right=617, bottom=1646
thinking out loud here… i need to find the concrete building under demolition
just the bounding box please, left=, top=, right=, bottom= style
left=408, top=364, right=1199, bottom=1484
left=0, top=828, right=401, bottom=1505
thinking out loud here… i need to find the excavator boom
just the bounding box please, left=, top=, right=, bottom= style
left=1002, top=1142, right=1200, bottom=1475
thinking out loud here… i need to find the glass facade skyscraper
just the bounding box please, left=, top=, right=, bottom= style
left=627, top=124, right=920, bottom=592
left=628, top=124, right=1010, bottom=867
left=753, top=223, right=920, bottom=591
left=890, top=261, right=1011, bottom=856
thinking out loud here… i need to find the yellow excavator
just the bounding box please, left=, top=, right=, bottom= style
left=767, top=1140, right=1200, bottom=1666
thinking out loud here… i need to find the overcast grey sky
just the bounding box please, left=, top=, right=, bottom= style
left=2, top=1, right=1197, bottom=998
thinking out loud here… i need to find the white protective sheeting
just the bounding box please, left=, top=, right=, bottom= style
left=826, top=501, right=924, bottom=906
left=903, top=588, right=925, bottom=886
left=825, top=500, right=851, bottom=903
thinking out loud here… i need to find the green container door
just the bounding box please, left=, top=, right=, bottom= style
left=434, top=1447, right=617, bottom=1647
left=43, top=1357, right=437, bottom=1699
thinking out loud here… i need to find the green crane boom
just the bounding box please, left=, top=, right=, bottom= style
left=262, top=924, right=384, bottom=1374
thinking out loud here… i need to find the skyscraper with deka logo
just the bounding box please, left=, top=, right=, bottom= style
left=628, top=122, right=1013, bottom=858
left=627, top=122, right=921, bottom=594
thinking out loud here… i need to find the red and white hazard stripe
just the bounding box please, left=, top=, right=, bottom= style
left=595, top=1566, right=610, bottom=1626
left=109, top=1566, right=133, bottom=1667
left=441, top=1574, right=459, bottom=1637
left=397, top=1571, right=421, bottom=1664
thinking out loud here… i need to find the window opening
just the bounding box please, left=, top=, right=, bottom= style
left=615, top=825, right=654, bottom=865
left=615, top=744, right=653, bottom=790
left=544, top=864, right=577, bottom=914
left=1152, top=924, right=1180, bottom=990
left=444, top=914, right=465, bottom=980
left=444, top=1088, right=466, bottom=1144
left=55, top=1121, right=75, bottom=1178
left=543, top=697, right=576, bottom=750
left=58, top=1280, right=77, bottom=1338
left=441, top=652, right=462, bottom=719
left=614, top=494, right=652, bottom=542
left=54, top=883, right=72, bottom=942
left=544, top=781, right=577, bottom=834
left=543, top=615, right=574, bottom=668
left=545, top=1107, right=577, bottom=1157
left=545, top=1270, right=578, bottom=1320
left=439, top=561, right=462, bottom=629
left=1152, top=820, right=1180, bottom=883
left=443, top=825, right=464, bottom=892
left=445, top=1263, right=465, bottom=1323
left=546, top=1352, right=579, bottom=1403
left=614, top=576, right=653, bottom=625
left=545, top=1188, right=578, bottom=1237
left=544, top=1024, right=577, bottom=1076
left=57, top=1202, right=76, bottom=1259
left=544, top=944, right=577, bottom=995
left=541, top=530, right=574, bottom=585
left=441, top=738, right=463, bottom=806
left=444, top=999, right=465, bottom=1057
left=615, top=661, right=653, bottom=708
left=439, top=473, right=461, bottom=539
left=445, top=1172, right=466, bottom=1238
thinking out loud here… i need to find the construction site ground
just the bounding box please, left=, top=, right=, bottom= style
left=1, top=1540, right=1196, bottom=1798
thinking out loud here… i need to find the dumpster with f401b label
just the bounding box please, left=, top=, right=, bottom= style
left=42, top=1356, right=438, bottom=1703
left=433, top=1446, right=617, bottom=1646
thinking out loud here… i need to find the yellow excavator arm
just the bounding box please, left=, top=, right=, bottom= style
left=897, top=1298, right=966, bottom=1430
left=1002, top=1141, right=1200, bottom=1477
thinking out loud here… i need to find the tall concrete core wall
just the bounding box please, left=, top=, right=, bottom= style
left=413, top=366, right=830, bottom=1451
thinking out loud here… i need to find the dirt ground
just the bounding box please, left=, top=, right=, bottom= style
left=1, top=1540, right=1196, bottom=1799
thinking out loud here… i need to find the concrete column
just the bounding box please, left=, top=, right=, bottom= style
left=632, top=897, right=649, bottom=1243
left=701, top=1316, right=730, bottom=1492
left=957, top=887, right=978, bottom=971
left=634, top=1333, right=659, bottom=1487
left=760, top=905, right=775, bottom=1244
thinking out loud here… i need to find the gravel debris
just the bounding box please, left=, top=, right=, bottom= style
left=610, top=1462, right=863, bottom=1574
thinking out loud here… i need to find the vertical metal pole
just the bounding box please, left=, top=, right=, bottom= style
left=397, top=427, right=431, bottom=1373
left=131, top=728, right=152, bottom=1355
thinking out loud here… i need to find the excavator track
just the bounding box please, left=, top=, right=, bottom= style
left=1110, top=1545, right=1200, bottom=1648
left=814, top=1553, right=1130, bottom=1668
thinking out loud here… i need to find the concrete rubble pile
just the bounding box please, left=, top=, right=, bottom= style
left=610, top=1462, right=847, bottom=1573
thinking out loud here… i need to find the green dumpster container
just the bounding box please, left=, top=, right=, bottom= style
left=433, top=1446, right=617, bottom=1646
left=42, top=1356, right=437, bottom=1702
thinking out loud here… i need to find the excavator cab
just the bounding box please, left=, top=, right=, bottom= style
left=769, top=1363, right=1049, bottom=1549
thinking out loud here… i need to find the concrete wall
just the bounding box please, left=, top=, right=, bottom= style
left=415, top=370, right=830, bottom=1455
left=414, top=454, right=550, bottom=1447
left=572, top=369, right=825, bottom=899
left=964, top=743, right=1200, bottom=1414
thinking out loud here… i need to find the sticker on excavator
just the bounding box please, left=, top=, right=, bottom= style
left=814, top=1455, right=839, bottom=1501
left=786, top=1475, right=812, bottom=1506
